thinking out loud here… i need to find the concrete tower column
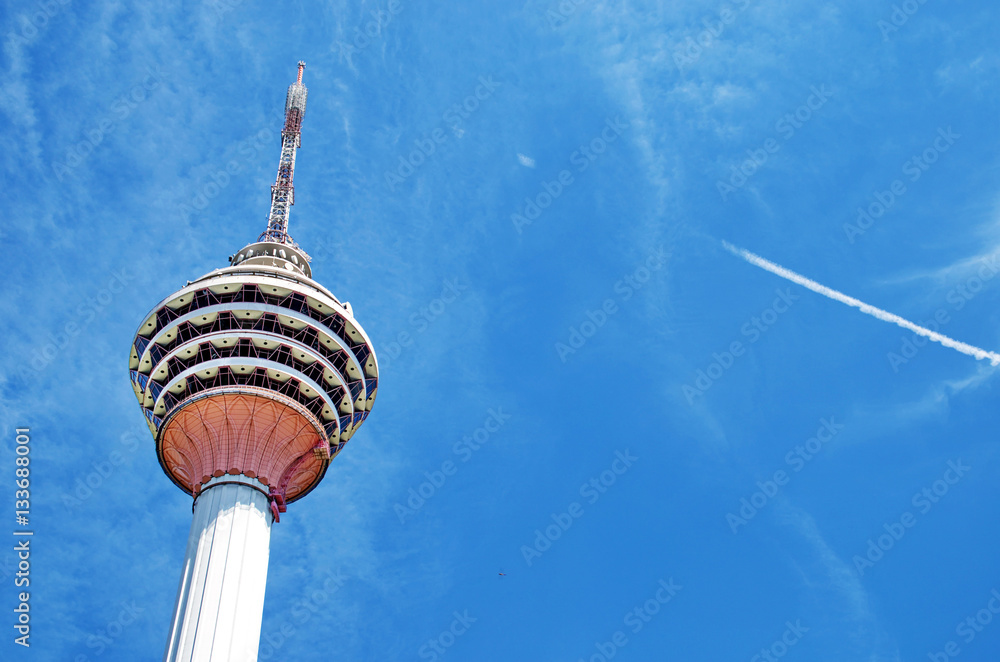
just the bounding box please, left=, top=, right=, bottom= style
left=163, top=475, right=274, bottom=662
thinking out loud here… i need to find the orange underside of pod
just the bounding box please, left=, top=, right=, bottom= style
left=160, top=393, right=326, bottom=501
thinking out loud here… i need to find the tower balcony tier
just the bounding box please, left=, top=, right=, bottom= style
left=129, top=256, right=378, bottom=503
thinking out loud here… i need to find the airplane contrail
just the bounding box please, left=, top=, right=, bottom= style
left=722, top=240, right=1000, bottom=366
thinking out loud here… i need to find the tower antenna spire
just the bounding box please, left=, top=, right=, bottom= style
left=259, top=61, right=308, bottom=248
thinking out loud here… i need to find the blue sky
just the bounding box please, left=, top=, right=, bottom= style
left=3, top=1, right=1000, bottom=660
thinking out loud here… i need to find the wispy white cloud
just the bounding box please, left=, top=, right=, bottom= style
left=878, top=246, right=1000, bottom=286
left=776, top=502, right=901, bottom=661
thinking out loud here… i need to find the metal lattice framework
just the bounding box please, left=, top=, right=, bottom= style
left=259, top=61, right=308, bottom=247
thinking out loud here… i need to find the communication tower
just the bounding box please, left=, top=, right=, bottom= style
left=128, top=62, right=378, bottom=661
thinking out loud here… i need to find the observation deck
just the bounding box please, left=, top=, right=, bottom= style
left=128, top=242, right=378, bottom=506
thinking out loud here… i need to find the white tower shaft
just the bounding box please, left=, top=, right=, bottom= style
left=163, top=476, right=274, bottom=662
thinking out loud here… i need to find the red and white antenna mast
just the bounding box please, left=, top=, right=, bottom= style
left=259, top=61, right=308, bottom=248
